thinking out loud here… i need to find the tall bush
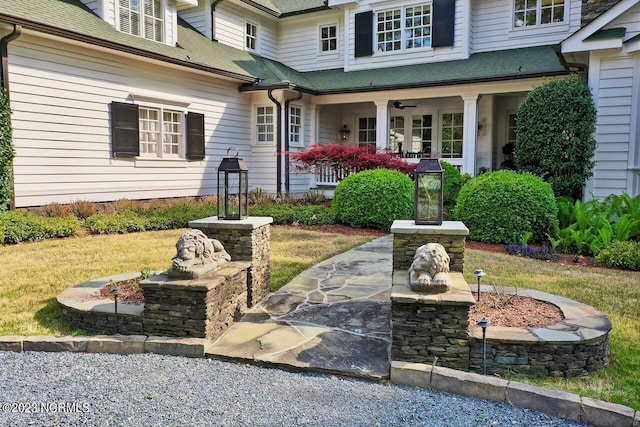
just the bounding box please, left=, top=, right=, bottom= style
left=454, top=170, right=558, bottom=244
left=0, top=90, right=13, bottom=210
left=514, top=76, right=596, bottom=200
left=442, top=161, right=462, bottom=217
left=332, top=169, right=413, bottom=232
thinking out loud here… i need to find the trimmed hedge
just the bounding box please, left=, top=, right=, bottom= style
left=332, top=169, right=413, bottom=232
left=0, top=211, right=81, bottom=244
left=0, top=89, right=13, bottom=210
left=454, top=170, right=558, bottom=244
left=249, top=204, right=334, bottom=225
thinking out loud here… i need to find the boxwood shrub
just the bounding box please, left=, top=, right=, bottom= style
left=454, top=170, right=558, bottom=244
left=442, top=161, right=462, bottom=218
left=332, top=169, right=413, bottom=232
left=595, top=241, right=640, bottom=270
left=0, top=211, right=81, bottom=244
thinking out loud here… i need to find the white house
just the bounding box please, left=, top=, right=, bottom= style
left=0, top=0, right=636, bottom=208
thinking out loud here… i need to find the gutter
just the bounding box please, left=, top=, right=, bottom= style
left=267, top=89, right=283, bottom=194
left=553, top=44, right=587, bottom=76
left=283, top=91, right=303, bottom=193
left=0, top=14, right=257, bottom=84
left=0, top=23, right=21, bottom=211
left=0, top=23, right=21, bottom=100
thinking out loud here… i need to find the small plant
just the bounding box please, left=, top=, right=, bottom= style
left=110, top=198, right=140, bottom=213
left=42, top=202, right=73, bottom=218
left=300, top=190, right=330, bottom=205
left=70, top=199, right=97, bottom=219
left=248, top=188, right=274, bottom=206
left=596, top=241, right=640, bottom=270
left=140, top=267, right=154, bottom=280
left=332, top=169, right=413, bottom=232
left=505, top=243, right=558, bottom=261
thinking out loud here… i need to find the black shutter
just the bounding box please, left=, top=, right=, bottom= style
left=186, top=112, right=205, bottom=160
left=111, top=101, right=139, bottom=157
left=432, top=0, right=456, bottom=48
left=355, top=11, right=374, bottom=58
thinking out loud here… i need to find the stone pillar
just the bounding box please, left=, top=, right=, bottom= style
left=189, top=216, right=273, bottom=307
left=390, top=220, right=474, bottom=370
left=391, top=220, right=469, bottom=273
left=140, top=262, right=250, bottom=340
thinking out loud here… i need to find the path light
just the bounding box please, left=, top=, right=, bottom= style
left=217, top=147, right=248, bottom=220
left=473, top=268, right=486, bottom=302
left=109, top=288, right=122, bottom=334
left=477, top=318, right=491, bottom=375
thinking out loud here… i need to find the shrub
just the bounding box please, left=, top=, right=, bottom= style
left=441, top=161, right=462, bottom=218
left=249, top=203, right=334, bottom=225
left=42, top=202, right=73, bottom=218
left=85, top=212, right=149, bottom=234
left=70, top=200, right=97, bottom=219
left=0, top=89, right=13, bottom=211
left=454, top=170, right=558, bottom=244
left=0, top=211, right=80, bottom=244
left=248, top=188, right=275, bottom=206
left=596, top=241, right=640, bottom=270
left=514, top=76, right=597, bottom=200
left=332, top=169, right=413, bottom=232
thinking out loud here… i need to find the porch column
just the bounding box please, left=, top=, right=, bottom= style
left=375, top=100, right=389, bottom=151
left=461, top=94, right=479, bottom=175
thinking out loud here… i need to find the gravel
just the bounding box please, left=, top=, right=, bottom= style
left=0, top=351, right=587, bottom=427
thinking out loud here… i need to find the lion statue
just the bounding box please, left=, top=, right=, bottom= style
left=169, top=229, right=231, bottom=278
left=408, top=243, right=451, bottom=293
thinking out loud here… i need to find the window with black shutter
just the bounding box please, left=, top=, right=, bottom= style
left=186, top=112, right=205, bottom=160
left=432, top=0, right=456, bottom=48
left=354, top=11, right=373, bottom=58
left=111, top=101, right=140, bottom=157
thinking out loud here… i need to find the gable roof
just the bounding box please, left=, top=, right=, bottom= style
left=237, top=0, right=329, bottom=16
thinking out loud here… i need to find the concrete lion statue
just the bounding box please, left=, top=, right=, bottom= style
left=408, top=243, right=451, bottom=293
left=170, top=229, right=231, bottom=277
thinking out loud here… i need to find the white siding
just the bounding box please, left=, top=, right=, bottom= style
left=214, top=2, right=278, bottom=60
left=471, top=0, right=582, bottom=53
left=277, top=13, right=344, bottom=72
left=590, top=54, right=637, bottom=199
left=7, top=34, right=254, bottom=208
left=608, top=3, right=640, bottom=41
left=179, top=2, right=210, bottom=38
left=346, top=0, right=465, bottom=72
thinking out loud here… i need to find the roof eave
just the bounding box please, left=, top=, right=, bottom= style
left=0, top=13, right=258, bottom=84
left=239, top=82, right=319, bottom=95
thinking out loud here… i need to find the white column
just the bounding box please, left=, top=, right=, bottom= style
left=375, top=100, right=389, bottom=151
left=461, top=94, right=479, bottom=176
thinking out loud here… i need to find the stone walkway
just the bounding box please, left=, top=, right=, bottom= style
left=207, top=235, right=393, bottom=380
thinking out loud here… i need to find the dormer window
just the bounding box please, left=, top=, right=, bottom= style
left=119, top=0, right=163, bottom=42
left=514, top=0, right=565, bottom=27
left=376, top=4, right=431, bottom=53
left=246, top=21, right=257, bottom=51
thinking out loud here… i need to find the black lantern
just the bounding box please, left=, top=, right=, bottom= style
left=338, top=124, right=351, bottom=141
left=217, top=149, right=248, bottom=220
left=414, top=158, right=444, bottom=225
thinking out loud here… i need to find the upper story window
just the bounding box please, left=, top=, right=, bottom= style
left=514, top=0, right=565, bottom=27
left=320, top=24, right=338, bottom=53
left=377, top=3, right=431, bottom=53
left=289, top=105, right=302, bottom=147
left=246, top=21, right=257, bottom=50
left=119, top=0, right=163, bottom=42
left=256, top=106, right=274, bottom=144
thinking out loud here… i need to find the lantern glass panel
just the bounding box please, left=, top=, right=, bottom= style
left=414, top=158, right=443, bottom=225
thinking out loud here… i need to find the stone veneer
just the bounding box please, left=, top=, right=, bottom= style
left=391, top=272, right=475, bottom=370
left=140, top=261, right=250, bottom=340
left=189, top=216, right=272, bottom=307
left=391, top=220, right=468, bottom=273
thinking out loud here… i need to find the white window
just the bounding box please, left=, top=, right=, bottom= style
left=411, top=114, right=433, bottom=156
left=514, top=0, right=565, bottom=27
left=289, top=105, right=302, bottom=147
left=256, top=106, right=274, bottom=144
left=320, top=24, right=337, bottom=53
left=139, top=106, right=183, bottom=157
left=440, top=112, right=463, bottom=158
left=377, top=4, right=431, bottom=53
left=246, top=21, right=257, bottom=50
left=119, top=0, right=163, bottom=42
left=358, top=117, right=377, bottom=143
left=390, top=116, right=405, bottom=154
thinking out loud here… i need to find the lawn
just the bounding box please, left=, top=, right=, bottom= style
left=0, top=227, right=637, bottom=410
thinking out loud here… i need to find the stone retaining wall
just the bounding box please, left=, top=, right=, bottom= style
left=190, top=217, right=272, bottom=307
left=140, top=262, right=250, bottom=340
left=58, top=305, right=143, bottom=335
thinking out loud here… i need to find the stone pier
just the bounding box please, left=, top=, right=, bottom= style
left=189, top=216, right=272, bottom=307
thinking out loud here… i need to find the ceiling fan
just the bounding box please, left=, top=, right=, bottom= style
left=392, top=101, right=417, bottom=109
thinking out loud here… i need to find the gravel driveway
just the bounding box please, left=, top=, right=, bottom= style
left=0, top=351, right=587, bottom=427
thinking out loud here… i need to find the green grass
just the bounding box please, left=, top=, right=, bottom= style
left=465, top=249, right=639, bottom=410
left=0, top=228, right=637, bottom=410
